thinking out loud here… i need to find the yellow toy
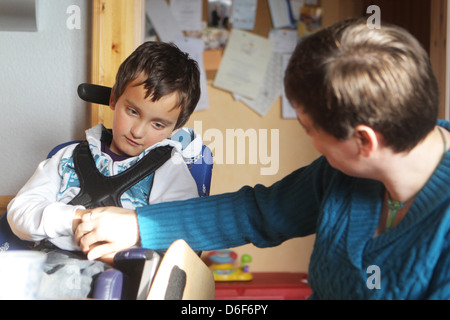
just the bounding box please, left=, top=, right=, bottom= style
left=208, top=250, right=252, bottom=281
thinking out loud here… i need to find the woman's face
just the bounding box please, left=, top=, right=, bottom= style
left=294, top=106, right=363, bottom=177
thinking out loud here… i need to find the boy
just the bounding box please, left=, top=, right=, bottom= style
left=7, top=41, right=202, bottom=298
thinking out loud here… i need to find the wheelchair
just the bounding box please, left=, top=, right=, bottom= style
left=0, top=84, right=214, bottom=300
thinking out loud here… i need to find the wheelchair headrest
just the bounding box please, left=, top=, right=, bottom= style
left=78, top=83, right=112, bottom=106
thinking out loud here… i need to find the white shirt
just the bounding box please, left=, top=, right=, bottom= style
left=7, top=124, right=201, bottom=250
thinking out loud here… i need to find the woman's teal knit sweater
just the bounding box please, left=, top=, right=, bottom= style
left=136, top=120, right=450, bottom=299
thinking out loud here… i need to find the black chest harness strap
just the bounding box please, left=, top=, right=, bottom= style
left=69, top=141, right=173, bottom=209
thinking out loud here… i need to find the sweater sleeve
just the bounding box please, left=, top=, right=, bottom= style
left=136, top=156, right=332, bottom=251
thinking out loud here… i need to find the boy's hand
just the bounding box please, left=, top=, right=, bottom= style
left=74, top=207, right=140, bottom=261
left=72, top=208, right=89, bottom=233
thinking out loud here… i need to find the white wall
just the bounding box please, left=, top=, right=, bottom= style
left=0, top=0, right=90, bottom=195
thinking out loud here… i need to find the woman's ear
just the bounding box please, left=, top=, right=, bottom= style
left=354, top=125, right=379, bottom=157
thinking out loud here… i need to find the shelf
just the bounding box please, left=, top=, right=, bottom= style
left=214, top=272, right=312, bottom=300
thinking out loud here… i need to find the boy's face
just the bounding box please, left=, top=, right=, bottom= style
left=109, top=78, right=181, bottom=157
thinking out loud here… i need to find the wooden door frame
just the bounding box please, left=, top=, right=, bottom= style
left=91, top=0, right=143, bottom=128
left=430, top=0, right=448, bottom=120
left=446, top=1, right=450, bottom=120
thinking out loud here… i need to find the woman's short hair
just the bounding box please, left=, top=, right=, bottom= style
left=284, top=18, right=439, bottom=152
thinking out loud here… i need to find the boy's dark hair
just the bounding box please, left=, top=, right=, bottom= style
left=112, top=41, right=201, bottom=129
left=284, top=18, right=439, bottom=152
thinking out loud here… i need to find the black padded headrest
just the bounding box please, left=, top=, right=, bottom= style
left=77, top=83, right=112, bottom=106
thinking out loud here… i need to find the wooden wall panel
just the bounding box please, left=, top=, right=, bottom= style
left=0, top=196, right=13, bottom=216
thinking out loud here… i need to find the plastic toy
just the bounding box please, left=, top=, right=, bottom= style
left=208, top=250, right=252, bottom=281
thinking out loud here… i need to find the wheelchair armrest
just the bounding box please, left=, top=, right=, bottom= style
left=114, top=248, right=162, bottom=300
left=91, top=268, right=125, bottom=300
left=91, top=248, right=162, bottom=300
left=114, top=247, right=160, bottom=263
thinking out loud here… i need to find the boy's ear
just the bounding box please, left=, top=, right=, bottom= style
left=109, top=91, right=116, bottom=110
left=354, top=125, right=379, bottom=157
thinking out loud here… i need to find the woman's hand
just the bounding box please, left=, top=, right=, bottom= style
left=74, top=207, right=140, bottom=261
